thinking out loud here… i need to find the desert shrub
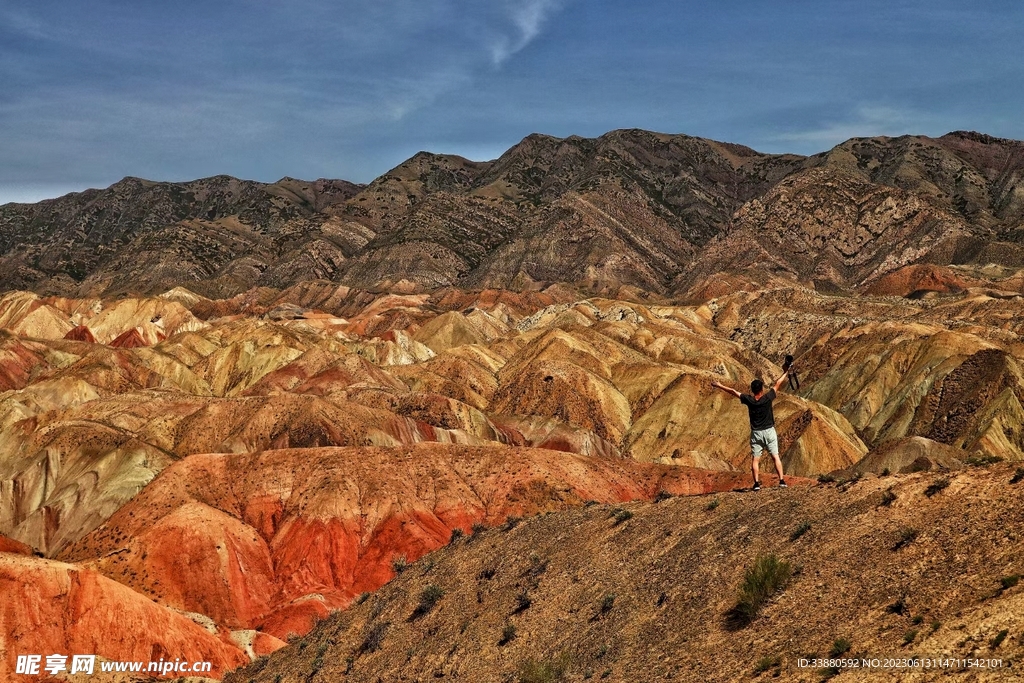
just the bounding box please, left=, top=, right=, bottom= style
left=354, top=592, right=370, bottom=605
left=654, top=490, right=674, bottom=502
left=478, top=566, right=496, bottom=580
left=911, top=615, right=924, bottom=625
left=600, top=593, right=616, bottom=614
left=411, top=584, right=445, bottom=619
left=358, top=621, right=390, bottom=655
left=611, top=508, right=633, bottom=525
left=991, top=629, right=1009, bottom=649
left=1000, top=574, right=1020, bottom=591
left=727, top=554, right=792, bottom=627
left=499, top=623, right=516, bottom=646
left=392, top=555, right=408, bottom=574
left=880, top=488, right=897, bottom=507
left=504, top=516, right=522, bottom=531
left=829, top=637, right=852, bottom=657
left=924, top=477, right=950, bottom=497
left=513, top=589, right=532, bottom=614
left=449, top=528, right=464, bottom=544
left=818, top=473, right=837, bottom=484
left=1011, top=467, right=1024, bottom=484
left=706, top=498, right=720, bottom=511
left=965, top=454, right=1003, bottom=467
left=790, top=521, right=812, bottom=541
left=892, top=527, right=918, bottom=550
left=753, top=654, right=781, bottom=673
left=931, top=620, right=941, bottom=632
left=902, top=629, right=918, bottom=646
left=880, top=467, right=891, bottom=476
left=517, top=654, right=568, bottom=683
left=886, top=597, right=908, bottom=615
left=471, top=521, right=487, bottom=536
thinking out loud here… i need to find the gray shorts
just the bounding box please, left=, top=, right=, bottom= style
left=750, top=427, right=779, bottom=458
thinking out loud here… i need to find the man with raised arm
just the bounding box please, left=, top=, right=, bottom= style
left=711, top=370, right=790, bottom=490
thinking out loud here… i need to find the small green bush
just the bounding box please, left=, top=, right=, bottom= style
left=517, top=654, right=568, bottom=683
left=449, top=528, right=464, bottom=543
left=600, top=593, right=616, bottom=614
left=504, top=516, right=522, bottom=531
left=727, top=554, right=792, bottom=627
left=818, top=473, right=837, bottom=484
left=1011, top=467, right=1024, bottom=484
left=924, top=477, right=950, bottom=497
left=753, top=654, right=781, bottom=674
left=513, top=589, right=532, bottom=614
left=880, top=488, right=897, bottom=507
left=706, top=498, right=720, bottom=511
left=892, top=527, right=918, bottom=550
left=392, top=555, right=408, bottom=574
left=478, top=566, right=496, bottom=580
left=886, top=597, right=908, bottom=615
left=412, top=584, right=445, bottom=619
left=991, top=629, right=1009, bottom=649
left=611, top=508, right=633, bottom=525
left=1000, top=574, right=1020, bottom=591
left=790, top=521, right=812, bottom=541
left=499, top=623, right=516, bottom=646
left=829, top=637, right=851, bottom=657
left=902, top=629, right=918, bottom=646
left=358, top=621, right=390, bottom=654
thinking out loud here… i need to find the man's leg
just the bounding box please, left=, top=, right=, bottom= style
left=766, top=428, right=785, bottom=483
left=750, top=434, right=763, bottom=487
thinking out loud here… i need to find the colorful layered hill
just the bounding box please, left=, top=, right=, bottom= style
left=0, top=278, right=1022, bottom=680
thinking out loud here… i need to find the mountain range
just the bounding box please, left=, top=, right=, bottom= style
left=2, top=129, right=1023, bottom=299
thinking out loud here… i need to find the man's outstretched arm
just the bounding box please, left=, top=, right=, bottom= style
left=711, top=381, right=742, bottom=399
left=773, top=371, right=789, bottom=393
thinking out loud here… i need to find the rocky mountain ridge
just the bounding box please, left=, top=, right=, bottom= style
left=3, top=130, right=1023, bottom=298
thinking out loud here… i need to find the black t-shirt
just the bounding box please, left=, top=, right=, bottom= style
left=740, top=388, right=776, bottom=430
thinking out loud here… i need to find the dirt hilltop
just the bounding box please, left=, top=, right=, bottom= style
left=227, top=465, right=1024, bottom=683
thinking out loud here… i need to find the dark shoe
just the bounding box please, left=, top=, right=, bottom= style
left=752, top=481, right=761, bottom=491
left=779, top=479, right=788, bottom=488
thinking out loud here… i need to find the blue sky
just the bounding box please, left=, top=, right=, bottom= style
left=2, top=0, right=1022, bottom=204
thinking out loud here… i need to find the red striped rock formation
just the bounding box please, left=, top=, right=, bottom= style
left=63, top=325, right=97, bottom=343
left=60, top=444, right=757, bottom=641
left=0, top=553, right=249, bottom=681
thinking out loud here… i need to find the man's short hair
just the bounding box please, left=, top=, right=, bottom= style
left=750, top=378, right=764, bottom=394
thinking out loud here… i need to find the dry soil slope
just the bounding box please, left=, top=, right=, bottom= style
left=227, top=466, right=1024, bottom=683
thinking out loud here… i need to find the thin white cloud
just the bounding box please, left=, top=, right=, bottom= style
left=490, top=0, right=564, bottom=65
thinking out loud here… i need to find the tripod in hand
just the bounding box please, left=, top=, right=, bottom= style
left=782, top=354, right=800, bottom=391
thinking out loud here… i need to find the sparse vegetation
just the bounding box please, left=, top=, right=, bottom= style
left=354, top=592, right=370, bottom=605
left=600, top=593, right=616, bottom=614
left=392, top=555, right=408, bottom=574
left=517, top=654, right=568, bottom=683
left=449, top=527, right=464, bottom=543
left=931, top=620, right=942, bottom=632
left=829, top=637, right=852, bottom=657
left=886, top=597, right=908, bottom=616
left=504, top=516, right=522, bottom=531
left=892, top=527, right=918, bottom=550
left=880, top=467, right=891, bottom=476
left=790, top=521, right=812, bottom=541
left=991, top=629, right=1009, bottom=649
left=477, top=566, right=496, bottom=581
left=924, top=477, right=950, bottom=497
left=706, top=498, right=720, bottom=511
left=817, top=473, right=837, bottom=484
left=498, top=623, right=516, bottom=646
left=513, top=589, right=532, bottom=614
left=654, top=490, right=673, bottom=502
left=471, top=521, right=487, bottom=536
left=753, top=654, right=781, bottom=674
left=965, top=454, right=1003, bottom=467
left=911, top=615, right=924, bottom=625
left=902, top=629, right=918, bottom=646
left=1011, top=467, right=1024, bottom=484
left=880, top=488, right=897, bottom=507
left=411, top=584, right=445, bottom=619
left=611, top=508, right=633, bottom=525
left=358, top=620, right=390, bottom=655
left=1000, top=574, right=1020, bottom=591
left=726, top=553, right=793, bottom=628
